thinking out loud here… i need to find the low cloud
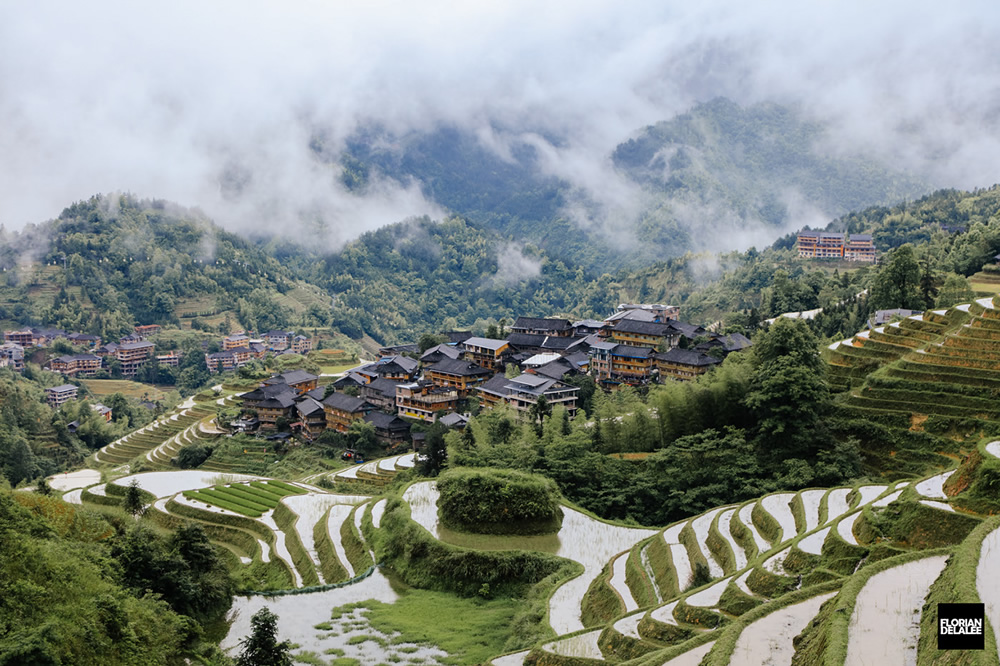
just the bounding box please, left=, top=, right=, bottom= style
left=492, top=243, right=542, bottom=286
left=1, top=1, right=998, bottom=253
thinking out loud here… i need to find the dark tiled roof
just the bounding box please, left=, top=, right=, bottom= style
left=364, top=411, right=411, bottom=431
left=332, top=373, right=368, bottom=389
left=322, top=392, right=371, bottom=413
left=655, top=348, right=722, bottom=367
left=476, top=373, right=512, bottom=397
left=534, top=359, right=574, bottom=380
left=696, top=333, right=752, bottom=352
left=511, top=317, right=572, bottom=331
left=54, top=354, right=100, bottom=362
left=265, top=369, right=318, bottom=386
left=295, top=397, right=325, bottom=417
left=375, top=355, right=419, bottom=374
left=440, top=331, right=473, bottom=344
left=439, top=412, right=469, bottom=427
left=426, top=358, right=492, bottom=377
left=119, top=341, right=155, bottom=350
left=363, top=377, right=402, bottom=398
left=611, top=345, right=655, bottom=359
left=506, top=332, right=547, bottom=349
left=304, top=386, right=327, bottom=400
left=421, top=344, right=462, bottom=362
left=612, top=319, right=675, bottom=336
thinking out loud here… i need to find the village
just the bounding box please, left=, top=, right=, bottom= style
left=228, top=304, right=752, bottom=448
left=4, top=304, right=753, bottom=449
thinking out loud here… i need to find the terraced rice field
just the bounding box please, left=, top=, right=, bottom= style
left=728, top=591, right=836, bottom=666
left=844, top=555, right=948, bottom=665
left=183, top=480, right=306, bottom=517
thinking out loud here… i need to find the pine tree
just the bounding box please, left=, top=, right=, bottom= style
left=237, top=608, right=292, bottom=666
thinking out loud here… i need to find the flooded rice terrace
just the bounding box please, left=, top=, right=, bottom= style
left=221, top=571, right=447, bottom=665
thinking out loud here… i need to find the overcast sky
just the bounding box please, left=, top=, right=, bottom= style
left=2, top=1, right=998, bottom=246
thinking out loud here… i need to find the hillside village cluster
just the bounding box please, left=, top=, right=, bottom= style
left=233, top=304, right=752, bottom=448
left=4, top=304, right=752, bottom=448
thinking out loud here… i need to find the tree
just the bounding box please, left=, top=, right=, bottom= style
left=418, top=333, right=448, bottom=353
left=870, top=244, right=923, bottom=310
left=237, top=608, right=292, bottom=666
left=744, top=318, right=836, bottom=469
left=123, top=479, right=145, bottom=517
left=348, top=420, right=379, bottom=456
left=418, top=423, right=448, bottom=476
left=529, top=395, right=552, bottom=435
left=936, top=273, right=975, bottom=308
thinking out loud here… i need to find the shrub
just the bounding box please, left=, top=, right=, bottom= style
left=178, top=444, right=213, bottom=469
left=436, top=468, right=563, bottom=535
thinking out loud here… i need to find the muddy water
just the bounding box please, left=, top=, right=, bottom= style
left=221, top=574, right=451, bottom=665
left=800, top=490, right=825, bottom=531
left=729, top=591, right=836, bottom=666
left=977, top=526, right=1000, bottom=657
left=541, top=630, right=603, bottom=659
left=844, top=555, right=948, bottom=666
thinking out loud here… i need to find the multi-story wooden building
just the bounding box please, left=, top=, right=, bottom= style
left=476, top=374, right=513, bottom=409
left=49, top=353, right=101, bottom=377
left=361, top=377, right=403, bottom=412
left=372, top=355, right=419, bottom=381
left=509, top=317, right=574, bottom=337
left=294, top=397, right=328, bottom=438
left=67, top=333, right=102, bottom=348
left=396, top=381, right=459, bottom=422
left=844, top=234, right=876, bottom=262
left=205, top=346, right=254, bottom=372
left=156, top=352, right=181, bottom=367
left=654, top=348, right=722, bottom=381
left=291, top=335, right=311, bottom=354
left=46, top=384, right=78, bottom=408
left=265, top=330, right=294, bottom=350
left=612, top=304, right=680, bottom=322
left=134, top=324, right=161, bottom=337
left=223, top=333, right=250, bottom=350
left=609, top=345, right=655, bottom=383
left=797, top=231, right=846, bottom=259
left=115, top=341, right=155, bottom=376
left=4, top=330, right=34, bottom=347
left=263, top=370, right=318, bottom=395
left=322, top=393, right=374, bottom=432
left=363, top=411, right=412, bottom=445
left=239, top=383, right=298, bottom=429
left=501, top=373, right=578, bottom=419
left=425, top=358, right=492, bottom=396
left=460, top=337, right=512, bottom=371
left=0, top=343, right=24, bottom=372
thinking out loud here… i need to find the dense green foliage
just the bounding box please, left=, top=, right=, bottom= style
left=0, top=491, right=220, bottom=665
left=0, top=194, right=307, bottom=339
left=444, top=320, right=860, bottom=527
left=0, top=369, right=154, bottom=486
left=374, top=495, right=576, bottom=598
left=437, top=468, right=563, bottom=535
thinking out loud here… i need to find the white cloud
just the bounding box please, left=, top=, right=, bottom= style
left=1, top=0, right=998, bottom=250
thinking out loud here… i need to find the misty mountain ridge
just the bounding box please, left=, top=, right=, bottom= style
left=323, top=98, right=930, bottom=271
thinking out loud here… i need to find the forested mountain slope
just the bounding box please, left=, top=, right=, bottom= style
left=333, top=98, right=929, bottom=271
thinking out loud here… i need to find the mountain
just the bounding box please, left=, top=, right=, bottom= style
left=0, top=194, right=330, bottom=340
left=332, top=98, right=931, bottom=271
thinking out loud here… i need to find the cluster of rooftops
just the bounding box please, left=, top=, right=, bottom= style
left=235, top=306, right=751, bottom=446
